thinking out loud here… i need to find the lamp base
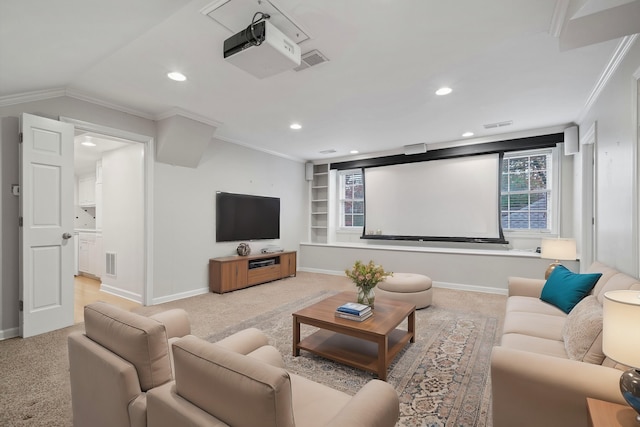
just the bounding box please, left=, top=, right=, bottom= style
left=620, top=368, right=640, bottom=422
left=545, top=261, right=561, bottom=279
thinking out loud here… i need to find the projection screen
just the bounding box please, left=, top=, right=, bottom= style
left=363, top=153, right=502, bottom=240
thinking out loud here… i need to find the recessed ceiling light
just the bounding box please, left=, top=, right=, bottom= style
left=81, top=137, right=96, bottom=147
left=462, top=132, right=474, bottom=137
left=167, top=71, right=187, bottom=82
left=350, top=150, right=359, bottom=154
left=435, top=87, right=452, bottom=96
left=290, top=123, right=302, bottom=130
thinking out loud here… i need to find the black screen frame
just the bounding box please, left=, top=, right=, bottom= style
left=215, top=192, right=280, bottom=242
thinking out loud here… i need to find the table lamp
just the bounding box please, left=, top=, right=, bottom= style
left=540, top=238, right=577, bottom=279
left=603, top=290, right=640, bottom=422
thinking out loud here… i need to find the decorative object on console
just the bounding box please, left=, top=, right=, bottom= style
left=540, top=238, right=577, bottom=279
left=603, top=290, right=640, bottom=422
left=236, top=242, right=251, bottom=256
left=345, top=260, right=392, bottom=308
left=539, top=265, right=601, bottom=314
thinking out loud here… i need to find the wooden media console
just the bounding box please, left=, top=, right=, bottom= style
left=208, top=251, right=297, bottom=293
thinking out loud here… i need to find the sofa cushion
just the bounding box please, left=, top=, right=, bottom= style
left=587, top=262, right=621, bottom=299
left=172, top=335, right=295, bottom=427
left=506, top=296, right=567, bottom=317
left=593, top=272, right=640, bottom=304
left=289, top=373, right=351, bottom=426
left=502, top=311, right=565, bottom=341
left=562, top=295, right=605, bottom=364
left=540, top=265, right=602, bottom=314
left=84, top=302, right=173, bottom=392
left=500, top=333, right=568, bottom=358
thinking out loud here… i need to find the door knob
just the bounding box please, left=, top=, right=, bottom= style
left=62, top=232, right=73, bottom=240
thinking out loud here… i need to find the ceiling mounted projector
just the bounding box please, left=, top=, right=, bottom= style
left=223, top=18, right=301, bottom=79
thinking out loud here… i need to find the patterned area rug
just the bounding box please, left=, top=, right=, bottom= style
left=208, top=291, right=498, bottom=427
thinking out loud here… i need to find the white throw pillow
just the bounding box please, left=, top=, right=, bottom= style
left=562, top=295, right=605, bottom=364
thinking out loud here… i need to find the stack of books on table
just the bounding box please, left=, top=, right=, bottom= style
left=335, top=302, right=373, bottom=321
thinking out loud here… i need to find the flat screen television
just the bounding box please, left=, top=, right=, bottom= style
left=216, top=192, right=280, bottom=242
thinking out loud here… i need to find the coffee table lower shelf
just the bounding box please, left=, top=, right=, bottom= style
left=297, top=328, right=412, bottom=378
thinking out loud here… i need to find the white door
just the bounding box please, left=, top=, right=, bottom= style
left=20, top=113, right=75, bottom=337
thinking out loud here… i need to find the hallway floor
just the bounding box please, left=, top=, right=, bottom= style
left=74, top=275, right=141, bottom=323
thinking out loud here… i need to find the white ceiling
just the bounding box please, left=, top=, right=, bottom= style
left=2, top=0, right=640, bottom=162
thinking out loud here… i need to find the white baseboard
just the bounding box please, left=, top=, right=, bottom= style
left=298, top=267, right=344, bottom=276
left=151, top=287, right=210, bottom=305
left=433, top=281, right=508, bottom=296
left=0, top=327, right=19, bottom=341
left=100, top=283, right=143, bottom=304
left=298, top=267, right=508, bottom=295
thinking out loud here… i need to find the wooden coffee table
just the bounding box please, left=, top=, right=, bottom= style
left=292, top=291, right=416, bottom=380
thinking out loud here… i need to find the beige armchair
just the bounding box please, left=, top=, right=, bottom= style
left=147, top=335, right=400, bottom=427
left=68, top=302, right=191, bottom=427
left=67, top=302, right=275, bottom=427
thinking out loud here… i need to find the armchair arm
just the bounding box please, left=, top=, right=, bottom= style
left=149, top=309, right=191, bottom=339
left=507, top=276, right=546, bottom=297
left=491, top=346, right=625, bottom=427
left=214, top=327, right=270, bottom=355
left=325, top=380, right=399, bottom=427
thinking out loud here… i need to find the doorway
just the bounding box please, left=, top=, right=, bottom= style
left=73, top=131, right=144, bottom=321
left=64, top=116, right=155, bottom=315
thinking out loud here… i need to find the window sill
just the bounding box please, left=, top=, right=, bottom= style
left=336, top=228, right=363, bottom=235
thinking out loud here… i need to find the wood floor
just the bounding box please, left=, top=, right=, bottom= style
left=74, top=275, right=141, bottom=323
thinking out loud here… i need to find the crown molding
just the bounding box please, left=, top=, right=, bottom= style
left=213, top=134, right=304, bottom=163
left=578, top=34, right=639, bottom=123
left=64, top=88, right=155, bottom=120
left=0, top=88, right=66, bottom=107
left=0, top=86, right=156, bottom=120
left=155, top=107, right=222, bottom=128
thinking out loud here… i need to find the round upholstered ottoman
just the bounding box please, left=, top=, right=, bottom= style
left=377, top=273, right=433, bottom=309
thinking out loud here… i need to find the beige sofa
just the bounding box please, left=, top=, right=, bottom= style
left=491, top=261, right=640, bottom=427
left=147, top=334, right=400, bottom=427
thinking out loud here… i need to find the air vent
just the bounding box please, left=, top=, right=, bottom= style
left=294, top=50, right=329, bottom=72
left=319, top=149, right=336, bottom=154
left=483, top=120, right=513, bottom=129
left=105, top=252, right=117, bottom=277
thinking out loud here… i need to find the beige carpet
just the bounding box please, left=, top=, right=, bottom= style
left=0, top=271, right=506, bottom=426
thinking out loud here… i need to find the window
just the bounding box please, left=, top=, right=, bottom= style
left=339, top=169, right=364, bottom=228
left=500, top=149, right=555, bottom=232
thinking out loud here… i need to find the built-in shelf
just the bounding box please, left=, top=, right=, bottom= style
left=310, top=164, right=330, bottom=243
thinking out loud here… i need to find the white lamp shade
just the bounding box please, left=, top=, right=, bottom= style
left=603, top=290, right=640, bottom=369
left=540, top=238, right=576, bottom=261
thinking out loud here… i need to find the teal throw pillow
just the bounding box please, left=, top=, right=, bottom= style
left=540, top=265, right=602, bottom=314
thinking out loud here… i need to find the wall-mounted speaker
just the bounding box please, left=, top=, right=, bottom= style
left=305, top=162, right=314, bottom=181
left=564, top=125, right=579, bottom=155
